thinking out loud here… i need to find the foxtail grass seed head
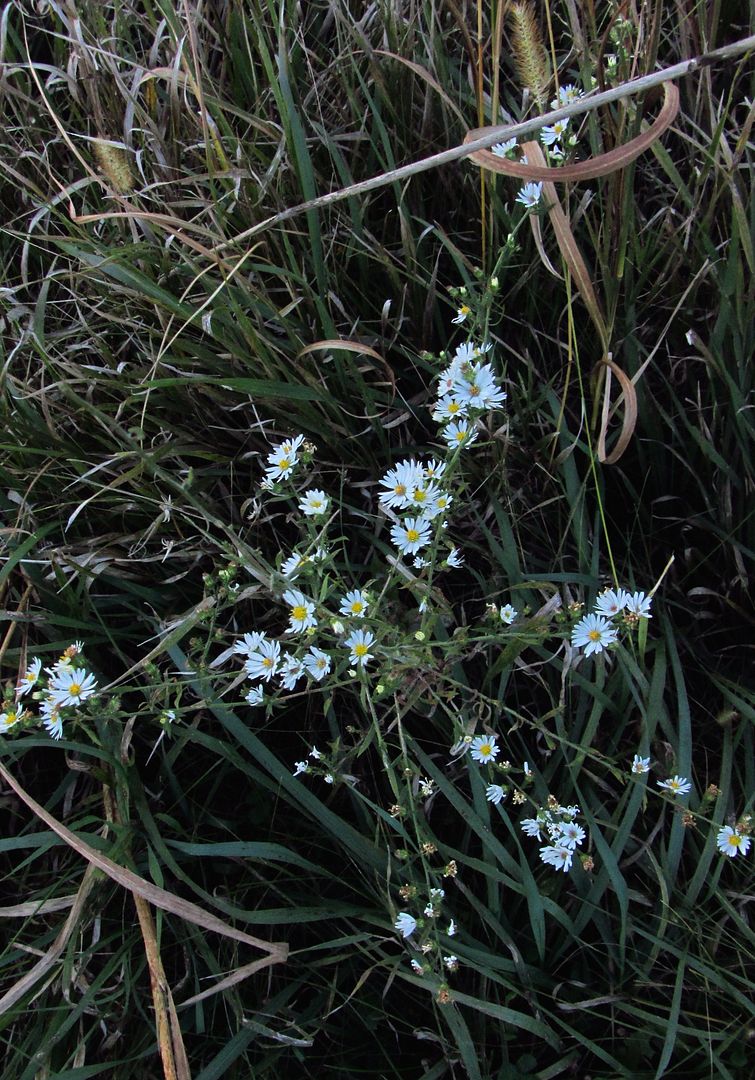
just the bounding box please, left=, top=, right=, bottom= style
left=508, top=2, right=550, bottom=109
left=93, top=140, right=135, bottom=193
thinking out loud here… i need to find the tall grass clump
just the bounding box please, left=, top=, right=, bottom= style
left=1, top=1, right=753, bottom=1077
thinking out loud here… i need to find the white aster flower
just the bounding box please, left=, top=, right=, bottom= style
left=40, top=701, right=63, bottom=740
left=520, top=817, right=544, bottom=839
left=499, top=604, right=517, bottom=624
left=280, top=552, right=310, bottom=579
left=379, top=459, right=424, bottom=509
left=339, top=589, right=369, bottom=618
left=492, top=138, right=517, bottom=157
left=540, top=119, right=570, bottom=146
left=408, top=480, right=442, bottom=515
left=470, top=735, right=500, bottom=764
left=323, top=773, right=334, bottom=784
left=279, top=654, right=306, bottom=690
left=631, top=754, right=650, bottom=775
left=452, top=304, right=471, bottom=324
left=442, top=420, right=478, bottom=448
left=419, top=777, right=435, bottom=798
left=0, top=706, right=26, bottom=734
left=423, top=459, right=446, bottom=481
left=552, top=84, right=582, bottom=107
left=429, top=888, right=445, bottom=901
left=446, top=919, right=457, bottom=936
left=559, top=804, right=581, bottom=819
left=445, top=547, right=464, bottom=568
left=486, top=784, right=507, bottom=805
left=413, top=556, right=430, bottom=569
left=293, top=760, right=309, bottom=776
left=245, top=639, right=281, bottom=681
left=395, top=912, right=417, bottom=938
left=657, top=775, right=692, bottom=796
left=556, top=821, right=586, bottom=849
left=432, top=491, right=453, bottom=516
left=16, top=658, right=42, bottom=697
left=246, top=686, right=264, bottom=706
left=452, top=362, right=507, bottom=410
left=233, top=632, right=267, bottom=657
left=443, top=955, right=459, bottom=972
left=540, top=844, right=573, bottom=872
left=298, top=488, right=330, bottom=516
left=391, top=516, right=432, bottom=556
left=303, top=646, right=331, bottom=682
left=626, top=591, right=653, bottom=618
left=716, top=826, right=751, bottom=858
left=278, top=435, right=305, bottom=457
left=423, top=902, right=435, bottom=917
left=571, top=613, right=618, bottom=656
left=283, top=589, right=317, bottom=633
left=48, top=667, right=98, bottom=708
left=265, top=443, right=300, bottom=481
left=309, top=746, right=322, bottom=759
left=515, top=182, right=543, bottom=209
left=594, top=589, right=630, bottom=617
left=432, top=395, right=466, bottom=426
left=344, top=628, right=375, bottom=667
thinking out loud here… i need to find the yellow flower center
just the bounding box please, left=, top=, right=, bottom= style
left=277, top=457, right=291, bottom=470
left=454, top=430, right=466, bottom=442
left=413, top=489, right=426, bottom=502
left=25, top=672, right=36, bottom=683
left=292, top=605, right=307, bottom=621
left=469, top=384, right=480, bottom=396
left=448, top=402, right=460, bottom=414
left=588, top=630, right=601, bottom=641
left=406, top=529, right=420, bottom=543
left=728, top=834, right=743, bottom=849
left=459, top=305, right=470, bottom=315
left=316, top=658, right=326, bottom=669
left=262, top=658, right=273, bottom=668
left=354, top=644, right=369, bottom=657
left=394, top=483, right=406, bottom=496
left=479, top=743, right=492, bottom=756
left=69, top=683, right=81, bottom=696
left=350, top=602, right=364, bottom=614
left=7, top=712, right=17, bottom=725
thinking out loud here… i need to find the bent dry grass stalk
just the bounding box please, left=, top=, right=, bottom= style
left=1, top=1, right=753, bottom=1076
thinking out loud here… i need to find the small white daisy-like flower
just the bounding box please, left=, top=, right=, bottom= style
left=452, top=304, right=471, bottom=324
left=283, top=589, right=317, bottom=633
left=293, top=760, right=309, bottom=776
left=442, top=420, right=478, bottom=449
left=413, top=555, right=430, bottom=569
left=303, top=646, right=331, bottom=682
left=452, top=362, right=507, bottom=410
left=445, top=547, right=464, bottom=568
left=424, top=459, right=446, bottom=481
left=279, top=654, right=306, bottom=691
left=594, top=589, right=630, bottom=617
left=0, top=706, right=26, bottom=734
left=245, top=639, right=281, bottom=681
left=233, top=632, right=267, bottom=657
left=470, top=735, right=500, bottom=764
left=390, top=516, right=432, bottom=556
left=520, top=817, right=544, bottom=839
left=443, top=955, right=459, bottom=972
left=486, top=784, right=507, bottom=805
left=429, top=888, right=445, bottom=901
left=246, top=686, right=264, bottom=706
left=432, top=394, right=469, bottom=423
left=515, top=182, right=543, bottom=209
left=265, top=446, right=299, bottom=481
left=716, top=825, right=751, bottom=858
left=423, top=902, right=436, bottom=917
left=379, top=459, right=424, bottom=510
left=278, top=435, right=305, bottom=457
left=344, top=628, right=375, bottom=667
left=432, top=491, right=453, bottom=516
left=540, top=845, right=573, bottom=872
left=540, top=119, right=570, bottom=146
left=40, top=701, right=63, bottom=740
left=631, top=754, right=651, bottom=774
left=499, top=604, right=518, bottom=624
left=626, top=591, right=653, bottom=618
left=280, top=552, right=310, bottom=579
left=556, top=822, right=586, bottom=849
left=298, top=488, right=330, bottom=517
left=395, top=912, right=417, bottom=938
left=492, top=137, right=517, bottom=157
left=419, top=777, right=435, bottom=798
left=309, top=746, right=322, bottom=759
left=559, top=804, right=581, bottom=819
left=323, top=773, right=334, bottom=784
left=16, top=657, right=42, bottom=698
left=446, top=919, right=457, bottom=936
left=657, top=775, right=692, bottom=796
left=552, top=84, right=582, bottom=107
left=571, top=613, right=618, bottom=656
left=408, top=480, right=442, bottom=514
left=339, top=589, right=369, bottom=618
left=48, top=668, right=98, bottom=708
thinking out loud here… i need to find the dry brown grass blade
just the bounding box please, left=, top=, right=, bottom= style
left=0, top=895, right=76, bottom=918
left=523, top=141, right=608, bottom=349
left=0, top=862, right=99, bottom=1014
left=595, top=354, right=638, bottom=465
left=0, top=762, right=288, bottom=965
left=464, top=82, right=680, bottom=181
left=299, top=339, right=396, bottom=401
left=134, top=893, right=191, bottom=1080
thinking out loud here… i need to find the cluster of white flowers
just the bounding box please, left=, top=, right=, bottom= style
left=521, top=802, right=586, bottom=873
left=571, top=588, right=652, bottom=657
left=1, top=644, right=97, bottom=741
